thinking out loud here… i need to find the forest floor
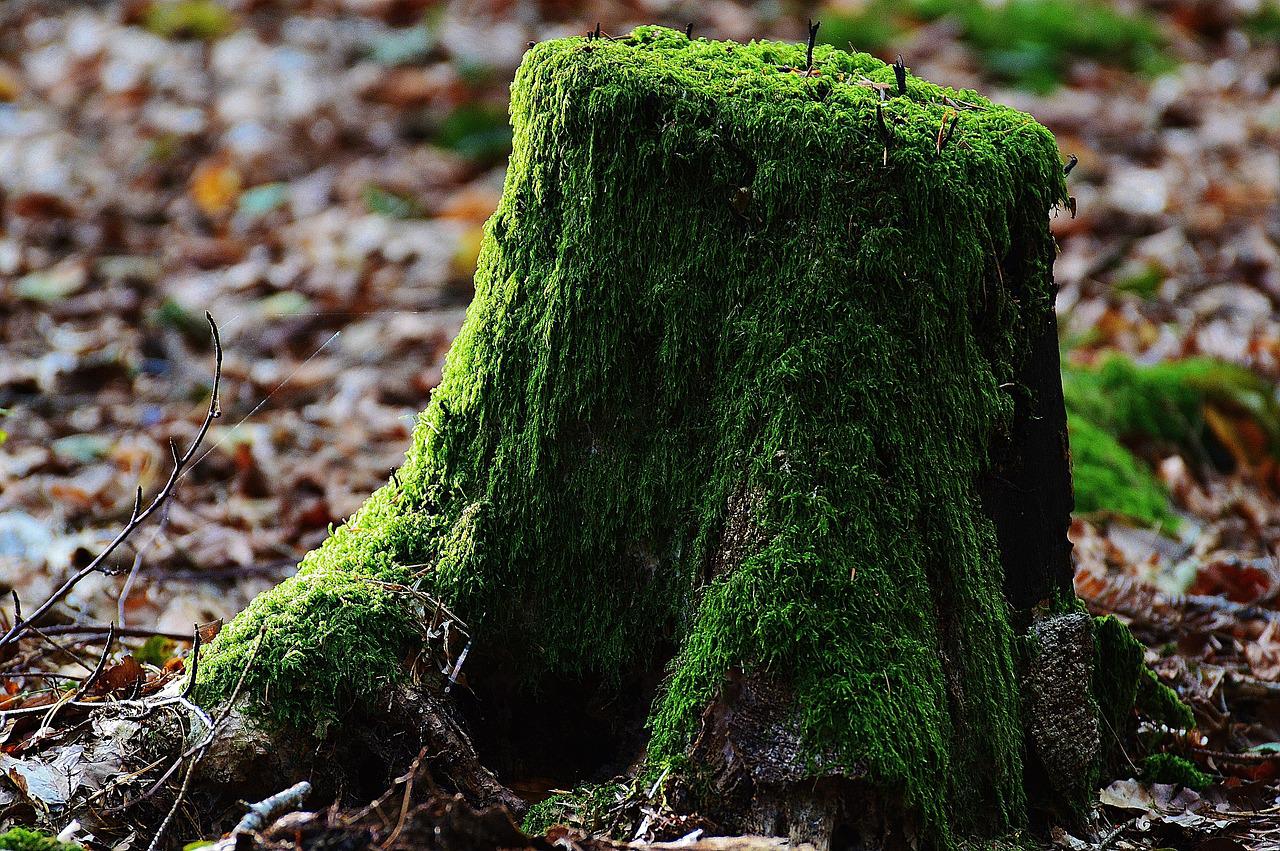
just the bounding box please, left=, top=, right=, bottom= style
left=1, top=0, right=1280, bottom=849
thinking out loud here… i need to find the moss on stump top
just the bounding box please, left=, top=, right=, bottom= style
left=518, top=25, right=1056, bottom=166
left=197, top=27, right=1069, bottom=849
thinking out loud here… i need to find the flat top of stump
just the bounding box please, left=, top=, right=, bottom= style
left=522, top=25, right=1061, bottom=175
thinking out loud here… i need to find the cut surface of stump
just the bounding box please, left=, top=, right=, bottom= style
left=193, top=26, right=1100, bottom=849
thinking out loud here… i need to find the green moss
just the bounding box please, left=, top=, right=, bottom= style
left=198, top=26, right=1068, bottom=847
left=1063, top=353, right=1280, bottom=528
left=521, top=782, right=624, bottom=836
left=0, top=828, right=83, bottom=851
left=1136, top=667, right=1194, bottom=731
left=1140, top=753, right=1210, bottom=790
left=1067, top=413, right=1178, bottom=530
left=818, top=0, right=1166, bottom=92
left=957, top=836, right=1040, bottom=851
left=1063, top=354, right=1280, bottom=455
left=921, top=0, right=1168, bottom=93
left=194, top=562, right=426, bottom=734
left=1092, top=615, right=1193, bottom=775
left=1092, top=615, right=1144, bottom=765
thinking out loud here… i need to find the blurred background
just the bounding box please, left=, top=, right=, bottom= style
left=0, top=0, right=1277, bottom=640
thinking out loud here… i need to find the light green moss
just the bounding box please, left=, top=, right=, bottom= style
left=1063, top=353, right=1280, bottom=527
left=1066, top=413, right=1178, bottom=530
left=1063, top=354, right=1280, bottom=455
left=199, top=26, right=1069, bottom=847
left=0, top=828, right=83, bottom=851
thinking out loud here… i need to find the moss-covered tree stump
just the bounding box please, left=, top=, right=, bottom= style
left=192, top=26, right=1164, bottom=849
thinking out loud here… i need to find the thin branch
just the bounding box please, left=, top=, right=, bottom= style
left=70, top=622, right=115, bottom=702
left=0, top=671, right=85, bottom=681
left=233, top=781, right=312, bottom=835
left=805, top=19, right=820, bottom=73
left=147, top=757, right=198, bottom=851
left=34, top=624, right=194, bottom=642
left=180, top=623, right=202, bottom=700
left=0, top=313, right=222, bottom=651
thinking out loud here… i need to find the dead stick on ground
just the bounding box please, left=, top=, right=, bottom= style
left=233, top=781, right=312, bottom=834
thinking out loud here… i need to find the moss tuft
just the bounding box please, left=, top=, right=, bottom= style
left=193, top=551, right=427, bottom=734
left=1066, top=413, right=1178, bottom=530
left=1063, top=353, right=1280, bottom=527
left=1136, top=667, right=1195, bottom=731
left=1092, top=615, right=1193, bottom=774
left=521, top=783, right=624, bottom=836
left=199, top=26, right=1070, bottom=847
left=1063, top=355, right=1280, bottom=456
left=0, top=828, right=83, bottom=851
left=1140, top=753, right=1210, bottom=790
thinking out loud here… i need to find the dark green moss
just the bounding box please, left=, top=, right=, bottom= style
left=1136, top=667, right=1195, bottom=731
left=199, top=26, right=1068, bottom=847
left=1092, top=615, right=1193, bottom=771
left=1140, top=753, right=1211, bottom=790
left=0, top=828, right=83, bottom=851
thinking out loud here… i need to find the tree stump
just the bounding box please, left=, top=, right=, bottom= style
left=193, top=26, right=1150, bottom=849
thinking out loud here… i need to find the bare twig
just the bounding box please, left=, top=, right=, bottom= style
left=805, top=19, right=819, bottom=74
left=147, top=757, right=198, bottom=851
left=384, top=750, right=429, bottom=848
left=180, top=623, right=202, bottom=700
left=936, top=111, right=958, bottom=153
left=70, top=622, right=115, bottom=701
left=117, top=500, right=173, bottom=627
left=0, top=671, right=84, bottom=681
left=0, top=313, right=222, bottom=651
left=233, top=782, right=312, bottom=835
left=33, top=624, right=194, bottom=642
